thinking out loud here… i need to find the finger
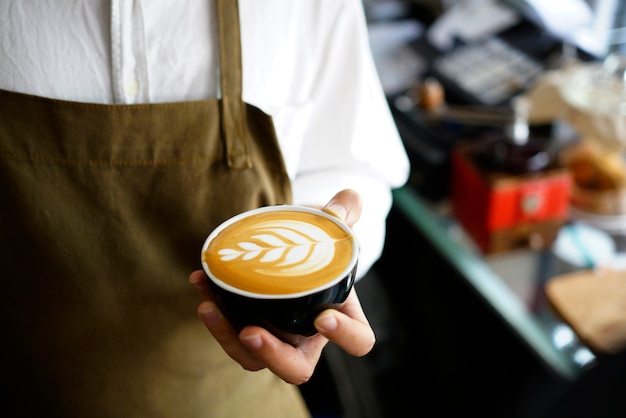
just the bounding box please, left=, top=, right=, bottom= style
left=322, top=189, right=362, bottom=228
left=197, top=300, right=265, bottom=371
left=239, top=327, right=328, bottom=385
left=188, top=270, right=213, bottom=300
left=314, top=291, right=375, bottom=357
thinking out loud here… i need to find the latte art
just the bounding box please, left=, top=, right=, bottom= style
left=217, top=219, right=338, bottom=276
left=202, top=208, right=357, bottom=296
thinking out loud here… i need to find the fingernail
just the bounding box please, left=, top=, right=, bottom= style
left=323, top=203, right=347, bottom=221
left=241, top=334, right=263, bottom=350
left=199, top=305, right=220, bottom=326
left=316, top=313, right=338, bottom=332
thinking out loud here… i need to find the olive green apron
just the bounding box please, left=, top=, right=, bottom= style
left=0, top=1, right=311, bottom=417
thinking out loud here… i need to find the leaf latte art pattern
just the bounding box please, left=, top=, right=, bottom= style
left=203, top=209, right=356, bottom=295
left=218, top=220, right=335, bottom=277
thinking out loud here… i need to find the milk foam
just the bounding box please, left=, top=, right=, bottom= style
left=202, top=207, right=356, bottom=295
left=217, top=219, right=336, bottom=277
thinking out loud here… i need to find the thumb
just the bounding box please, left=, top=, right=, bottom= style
left=322, top=189, right=362, bottom=228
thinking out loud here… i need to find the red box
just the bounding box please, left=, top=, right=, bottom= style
left=450, top=141, right=573, bottom=254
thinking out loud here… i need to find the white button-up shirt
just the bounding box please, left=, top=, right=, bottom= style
left=0, top=0, right=410, bottom=276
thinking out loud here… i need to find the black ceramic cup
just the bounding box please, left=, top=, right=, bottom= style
left=201, top=205, right=359, bottom=344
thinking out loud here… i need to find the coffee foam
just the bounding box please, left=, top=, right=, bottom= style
left=202, top=208, right=356, bottom=296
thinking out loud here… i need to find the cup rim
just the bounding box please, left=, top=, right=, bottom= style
left=201, top=204, right=359, bottom=299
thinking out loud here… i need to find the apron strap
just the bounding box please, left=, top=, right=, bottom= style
left=217, top=0, right=251, bottom=169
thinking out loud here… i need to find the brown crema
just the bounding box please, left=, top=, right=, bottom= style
left=203, top=208, right=356, bottom=295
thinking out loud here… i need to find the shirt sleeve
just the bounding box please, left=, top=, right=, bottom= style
left=287, top=0, right=410, bottom=279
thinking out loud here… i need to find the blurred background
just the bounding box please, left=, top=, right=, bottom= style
left=300, top=1, right=626, bottom=417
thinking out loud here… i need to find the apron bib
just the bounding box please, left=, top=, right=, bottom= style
left=0, top=1, right=310, bottom=417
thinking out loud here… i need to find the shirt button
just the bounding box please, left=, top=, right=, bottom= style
left=124, top=79, right=140, bottom=97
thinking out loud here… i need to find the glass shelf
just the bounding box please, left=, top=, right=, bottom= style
left=392, top=185, right=597, bottom=380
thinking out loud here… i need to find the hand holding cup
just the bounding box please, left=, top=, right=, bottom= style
left=189, top=189, right=376, bottom=385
